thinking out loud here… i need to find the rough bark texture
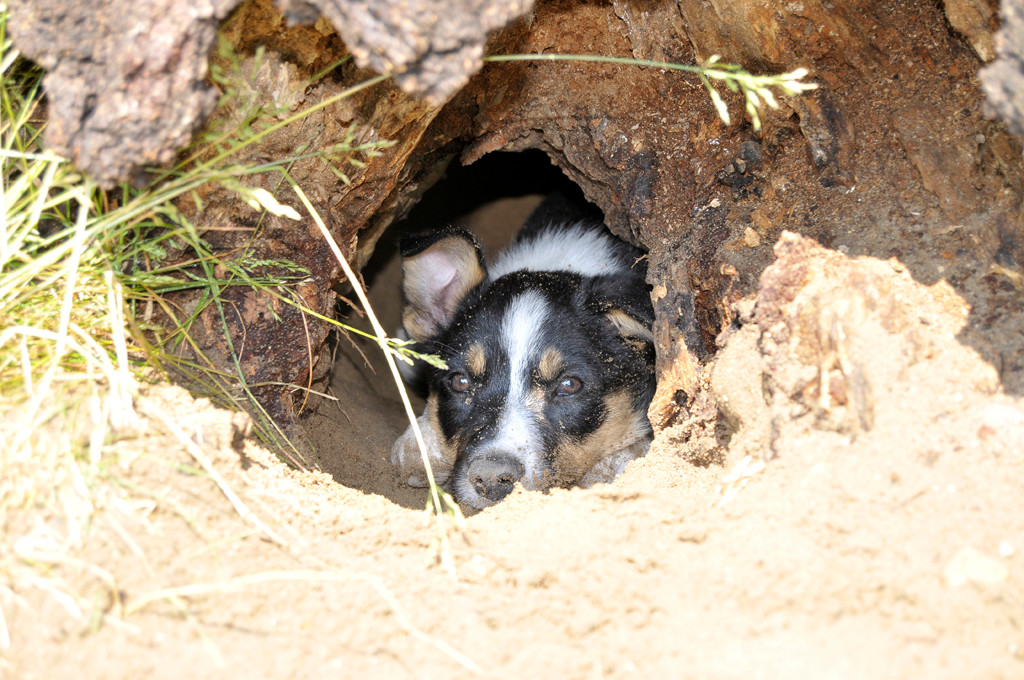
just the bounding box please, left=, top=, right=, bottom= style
left=7, top=0, right=1024, bottom=456
left=6, top=0, right=237, bottom=187
left=164, top=8, right=446, bottom=451
left=314, top=0, right=534, bottom=104
left=6, top=0, right=531, bottom=187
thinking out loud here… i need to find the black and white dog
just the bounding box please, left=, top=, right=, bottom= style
left=390, top=197, right=656, bottom=509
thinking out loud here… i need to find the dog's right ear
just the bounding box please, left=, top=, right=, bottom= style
left=400, top=230, right=486, bottom=342
left=582, top=272, right=655, bottom=343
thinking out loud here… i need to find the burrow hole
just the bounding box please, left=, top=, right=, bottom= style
left=301, top=150, right=599, bottom=509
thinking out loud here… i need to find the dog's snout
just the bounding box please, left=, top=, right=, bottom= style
left=466, top=454, right=524, bottom=504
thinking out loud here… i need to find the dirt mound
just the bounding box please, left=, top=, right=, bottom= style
left=5, top=228, right=1023, bottom=679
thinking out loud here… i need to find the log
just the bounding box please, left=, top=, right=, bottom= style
left=7, top=0, right=1023, bottom=452
left=6, top=0, right=531, bottom=187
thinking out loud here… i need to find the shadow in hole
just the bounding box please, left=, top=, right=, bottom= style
left=361, top=149, right=595, bottom=291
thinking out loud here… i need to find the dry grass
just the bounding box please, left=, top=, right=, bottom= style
left=0, top=10, right=463, bottom=665
left=1, top=11, right=141, bottom=652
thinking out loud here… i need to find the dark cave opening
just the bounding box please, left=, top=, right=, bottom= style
left=361, top=149, right=597, bottom=287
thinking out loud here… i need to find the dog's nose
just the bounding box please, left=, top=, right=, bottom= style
left=466, top=454, right=524, bottom=504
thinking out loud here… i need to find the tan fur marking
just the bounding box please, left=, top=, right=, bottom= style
left=537, top=346, right=564, bottom=383
left=466, top=342, right=486, bottom=377
left=552, top=391, right=648, bottom=485
left=402, top=309, right=432, bottom=345
left=606, top=309, right=654, bottom=342
left=526, top=386, right=547, bottom=417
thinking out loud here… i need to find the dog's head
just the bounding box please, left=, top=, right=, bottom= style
left=400, top=229, right=655, bottom=509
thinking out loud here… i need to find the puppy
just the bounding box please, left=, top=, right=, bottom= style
left=390, top=197, right=656, bottom=509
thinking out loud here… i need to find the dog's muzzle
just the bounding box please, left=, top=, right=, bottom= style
left=465, top=453, right=524, bottom=504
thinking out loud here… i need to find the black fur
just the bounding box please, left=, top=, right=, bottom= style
left=394, top=196, right=657, bottom=507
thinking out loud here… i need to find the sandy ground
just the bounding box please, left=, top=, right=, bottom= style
left=4, top=183, right=1024, bottom=679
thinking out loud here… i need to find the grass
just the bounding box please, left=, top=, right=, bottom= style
left=289, top=180, right=465, bottom=568
left=484, top=52, right=817, bottom=131
left=0, top=9, right=458, bottom=659
left=0, top=31, right=408, bottom=456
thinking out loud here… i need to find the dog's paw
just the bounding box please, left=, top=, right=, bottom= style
left=390, top=410, right=450, bottom=487
left=579, top=438, right=651, bottom=487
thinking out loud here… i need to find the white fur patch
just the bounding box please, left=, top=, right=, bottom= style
left=453, top=291, right=551, bottom=507
left=497, top=290, right=549, bottom=486
left=501, top=291, right=547, bottom=396
left=489, top=221, right=626, bottom=279
left=390, top=406, right=449, bottom=487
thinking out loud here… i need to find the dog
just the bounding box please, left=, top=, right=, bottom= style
left=390, top=196, right=656, bottom=509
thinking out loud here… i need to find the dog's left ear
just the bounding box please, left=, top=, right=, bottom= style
left=400, top=230, right=487, bottom=342
left=583, top=273, right=655, bottom=342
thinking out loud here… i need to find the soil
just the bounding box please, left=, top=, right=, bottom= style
left=4, top=0, right=1024, bottom=675
left=5, top=176, right=1024, bottom=679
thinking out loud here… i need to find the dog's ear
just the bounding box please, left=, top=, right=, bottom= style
left=582, top=273, right=655, bottom=342
left=400, top=230, right=487, bottom=341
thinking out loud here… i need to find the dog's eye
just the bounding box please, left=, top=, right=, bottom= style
left=447, top=372, right=471, bottom=393
left=555, top=376, right=583, bottom=396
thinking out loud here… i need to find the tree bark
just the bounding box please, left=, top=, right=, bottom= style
left=8, top=0, right=1024, bottom=454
